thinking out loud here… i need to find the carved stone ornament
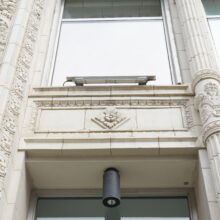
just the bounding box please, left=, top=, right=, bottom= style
left=204, top=82, right=219, bottom=97
left=0, top=152, right=7, bottom=193
left=192, top=69, right=220, bottom=91
left=92, top=107, right=129, bottom=129
left=195, top=82, right=220, bottom=124
left=0, top=0, right=44, bottom=197
left=0, top=0, right=17, bottom=61
left=194, top=81, right=220, bottom=142
left=0, top=153, right=6, bottom=178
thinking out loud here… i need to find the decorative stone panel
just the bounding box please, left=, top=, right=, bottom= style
left=28, top=98, right=194, bottom=134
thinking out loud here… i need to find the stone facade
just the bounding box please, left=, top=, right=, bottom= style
left=0, top=0, right=220, bottom=219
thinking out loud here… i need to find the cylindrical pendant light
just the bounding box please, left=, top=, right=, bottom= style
left=103, top=168, right=120, bottom=207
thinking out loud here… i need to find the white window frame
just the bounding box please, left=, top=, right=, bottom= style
left=45, top=0, right=182, bottom=86
left=27, top=188, right=198, bottom=220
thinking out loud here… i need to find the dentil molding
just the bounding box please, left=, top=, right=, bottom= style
left=0, top=0, right=44, bottom=196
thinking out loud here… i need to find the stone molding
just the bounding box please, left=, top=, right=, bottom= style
left=192, top=69, right=220, bottom=92
left=0, top=0, right=44, bottom=196
left=0, top=0, right=17, bottom=62
left=203, top=120, right=220, bottom=143
left=33, top=98, right=190, bottom=108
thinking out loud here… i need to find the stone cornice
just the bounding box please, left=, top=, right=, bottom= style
left=28, top=85, right=192, bottom=98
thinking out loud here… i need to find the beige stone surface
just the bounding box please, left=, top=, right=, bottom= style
left=2, top=0, right=220, bottom=219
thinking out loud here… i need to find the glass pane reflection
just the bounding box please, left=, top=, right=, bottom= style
left=35, top=197, right=190, bottom=220
left=63, top=0, right=162, bottom=18
left=202, top=0, right=220, bottom=15
left=52, top=20, right=172, bottom=86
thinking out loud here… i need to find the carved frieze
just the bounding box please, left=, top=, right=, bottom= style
left=34, top=99, right=188, bottom=108
left=29, top=98, right=194, bottom=132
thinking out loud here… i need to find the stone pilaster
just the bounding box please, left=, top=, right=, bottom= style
left=176, top=0, right=220, bottom=216
left=0, top=0, right=44, bottom=197
left=176, top=0, right=220, bottom=87
left=206, top=133, right=220, bottom=194
left=195, top=81, right=220, bottom=204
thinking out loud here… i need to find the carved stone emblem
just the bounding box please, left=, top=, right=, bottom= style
left=195, top=82, right=220, bottom=124
left=204, top=82, right=219, bottom=97
left=92, top=107, right=129, bottom=129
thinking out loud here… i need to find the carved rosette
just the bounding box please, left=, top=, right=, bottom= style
left=0, top=0, right=44, bottom=196
left=92, top=107, right=129, bottom=129
left=0, top=0, right=17, bottom=61
left=195, top=81, right=220, bottom=143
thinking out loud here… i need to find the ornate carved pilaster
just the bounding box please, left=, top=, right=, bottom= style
left=176, top=0, right=220, bottom=88
left=195, top=80, right=220, bottom=143
left=177, top=1, right=220, bottom=206
left=0, top=0, right=17, bottom=62
left=195, top=80, right=220, bottom=208
left=0, top=0, right=44, bottom=197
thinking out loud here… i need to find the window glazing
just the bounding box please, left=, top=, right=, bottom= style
left=35, top=197, right=191, bottom=220
left=202, top=0, right=220, bottom=15
left=51, top=0, right=173, bottom=86
left=202, top=0, right=220, bottom=63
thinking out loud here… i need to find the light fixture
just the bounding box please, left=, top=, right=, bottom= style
left=64, top=75, right=156, bottom=86
left=103, top=168, right=120, bottom=208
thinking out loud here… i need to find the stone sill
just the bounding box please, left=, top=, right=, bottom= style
left=29, top=84, right=192, bottom=98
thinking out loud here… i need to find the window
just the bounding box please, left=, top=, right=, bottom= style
left=50, top=0, right=177, bottom=86
left=202, top=0, right=220, bottom=63
left=35, top=197, right=191, bottom=220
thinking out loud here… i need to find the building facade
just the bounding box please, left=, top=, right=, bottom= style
left=0, top=0, right=220, bottom=219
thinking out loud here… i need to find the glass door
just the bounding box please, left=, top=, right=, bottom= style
left=35, top=197, right=191, bottom=220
